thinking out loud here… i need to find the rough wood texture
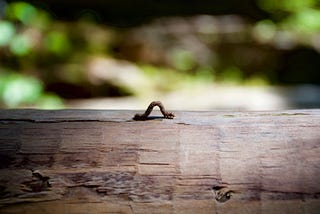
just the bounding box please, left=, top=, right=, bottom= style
left=0, top=109, right=319, bottom=214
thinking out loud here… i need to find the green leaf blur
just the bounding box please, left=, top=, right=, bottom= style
left=0, top=1, right=319, bottom=109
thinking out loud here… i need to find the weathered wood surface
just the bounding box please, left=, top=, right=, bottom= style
left=0, top=109, right=319, bottom=214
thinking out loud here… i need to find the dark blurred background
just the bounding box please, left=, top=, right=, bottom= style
left=0, top=0, right=320, bottom=110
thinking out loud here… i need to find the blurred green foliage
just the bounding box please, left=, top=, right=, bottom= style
left=1, top=73, right=42, bottom=107
left=0, top=1, right=65, bottom=108
left=6, top=1, right=38, bottom=25
left=258, top=0, right=316, bottom=13
left=0, top=21, right=15, bottom=46
left=0, top=1, right=319, bottom=108
left=170, top=49, right=197, bottom=71
left=0, top=71, right=63, bottom=108
left=258, top=0, right=320, bottom=33
left=45, top=31, right=71, bottom=56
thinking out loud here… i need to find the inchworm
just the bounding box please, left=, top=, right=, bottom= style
left=133, top=101, right=175, bottom=120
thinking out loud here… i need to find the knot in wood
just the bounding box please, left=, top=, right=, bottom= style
left=212, top=186, right=234, bottom=203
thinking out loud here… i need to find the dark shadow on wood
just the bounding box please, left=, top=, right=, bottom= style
left=133, top=116, right=165, bottom=121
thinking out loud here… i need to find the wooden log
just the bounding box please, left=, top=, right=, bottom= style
left=0, top=109, right=319, bottom=214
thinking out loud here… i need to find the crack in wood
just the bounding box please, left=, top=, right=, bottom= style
left=139, top=163, right=171, bottom=166
left=0, top=119, right=123, bottom=124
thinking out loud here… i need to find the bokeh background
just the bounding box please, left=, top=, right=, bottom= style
left=0, top=0, right=320, bottom=110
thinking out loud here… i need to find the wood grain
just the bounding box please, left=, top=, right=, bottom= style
left=0, top=109, right=319, bottom=213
